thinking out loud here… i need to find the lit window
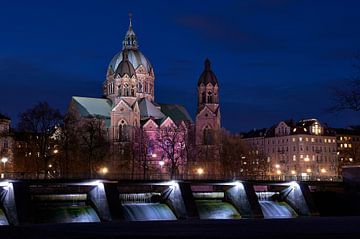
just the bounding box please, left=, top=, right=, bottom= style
left=311, top=138, right=315, bottom=142
left=292, top=138, right=296, bottom=142
left=293, top=155, right=296, bottom=161
left=300, top=155, right=303, bottom=159
left=306, top=138, right=309, bottom=142
left=299, top=137, right=303, bottom=142
left=311, top=123, right=322, bottom=135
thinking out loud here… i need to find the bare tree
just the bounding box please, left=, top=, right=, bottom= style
left=79, top=117, right=108, bottom=178
left=56, top=112, right=79, bottom=178
left=17, top=102, right=62, bottom=178
left=156, top=123, right=187, bottom=179
left=133, top=127, right=152, bottom=179
left=331, top=53, right=360, bottom=112
left=221, top=131, right=268, bottom=179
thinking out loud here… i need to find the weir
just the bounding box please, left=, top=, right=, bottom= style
left=31, top=193, right=100, bottom=224
left=193, top=192, right=240, bottom=219
left=256, top=192, right=297, bottom=219
left=120, top=193, right=177, bottom=221
left=0, top=179, right=351, bottom=225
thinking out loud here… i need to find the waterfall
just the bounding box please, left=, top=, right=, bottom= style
left=32, top=194, right=100, bottom=224
left=0, top=208, right=9, bottom=225
left=120, top=193, right=176, bottom=221
left=122, top=203, right=176, bottom=221
left=195, top=200, right=241, bottom=219
left=256, top=192, right=297, bottom=219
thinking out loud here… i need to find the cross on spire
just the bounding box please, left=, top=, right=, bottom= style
left=129, top=12, right=133, bottom=29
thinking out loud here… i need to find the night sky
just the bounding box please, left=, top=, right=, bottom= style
left=0, top=0, right=359, bottom=132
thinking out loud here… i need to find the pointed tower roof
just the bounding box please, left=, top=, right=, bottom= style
left=115, top=50, right=136, bottom=77
left=197, top=58, right=218, bottom=86
left=122, top=12, right=138, bottom=50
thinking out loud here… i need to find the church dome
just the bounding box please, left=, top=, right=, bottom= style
left=115, top=50, right=136, bottom=77
left=198, top=59, right=218, bottom=86
left=108, top=14, right=152, bottom=75
left=109, top=49, right=152, bottom=74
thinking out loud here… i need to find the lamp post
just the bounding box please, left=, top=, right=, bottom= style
left=1, top=157, right=8, bottom=178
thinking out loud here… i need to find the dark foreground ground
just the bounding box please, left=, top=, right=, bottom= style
left=1, top=217, right=360, bottom=239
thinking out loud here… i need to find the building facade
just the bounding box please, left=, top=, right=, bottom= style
left=334, top=128, right=360, bottom=173
left=68, top=16, right=221, bottom=177
left=0, top=114, right=13, bottom=175
left=244, top=119, right=338, bottom=179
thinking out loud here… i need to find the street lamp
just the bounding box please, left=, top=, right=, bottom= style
left=196, top=168, right=204, bottom=175
left=1, top=157, right=8, bottom=178
left=100, top=167, right=108, bottom=175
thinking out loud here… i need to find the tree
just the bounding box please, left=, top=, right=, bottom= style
left=17, top=102, right=62, bottom=178
left=331, top=53, right=360, bottom=112
left=156, top=123, right=188, bottom=179
left=221, top=131, right=268, bottom=179
left=56, top=112, right=79, bottom=178
left=79, top=117, right=108, bottom=178
left=130, top=127, right=155, bottom=179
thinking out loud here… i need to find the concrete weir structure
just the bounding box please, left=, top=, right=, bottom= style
left=0, top=179, right=354, bottom=225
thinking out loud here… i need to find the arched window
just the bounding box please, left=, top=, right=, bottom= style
left=207, top=91, right=213, bottom=103
left=118, top=86, right=122, bottom=96
left=137, top=82, right=143, bottom=93
left=118, top=120, right=129, bottom=141
left=131, top=85, right=135, bottom=96
left=201, top=92, right=206, bottom=104
left=203, top=125, right=214, bottom=145
left=124, top=84, right=130, bottom=96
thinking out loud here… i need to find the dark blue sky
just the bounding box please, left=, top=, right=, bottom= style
left=0, top=0, right=359, bottom=132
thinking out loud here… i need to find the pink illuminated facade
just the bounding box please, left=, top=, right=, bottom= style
left=68, top=16, right=221, bottom=176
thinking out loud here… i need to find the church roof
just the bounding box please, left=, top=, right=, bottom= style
left=115, top=50, right=136, bottom=78
left=198, top=58, right=218, bottom=86
left=138, top=98, right=165, bottom=120
left=159, top=104, right=193, bottom=123
left=71, top=96, right=193, bottom=128
left=71, top=96, right=112, bottom=119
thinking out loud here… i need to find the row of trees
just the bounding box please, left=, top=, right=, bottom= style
left=11, top=101, right=268, bottom=179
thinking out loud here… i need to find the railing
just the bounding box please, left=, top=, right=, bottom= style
left=0, top=172, right=343, bottom=182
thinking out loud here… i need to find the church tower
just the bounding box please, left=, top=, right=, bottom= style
left=195, top=59, right=221, bottom=146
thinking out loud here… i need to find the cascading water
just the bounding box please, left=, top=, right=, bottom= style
left=257, top=192, right=297, bottom=219
left=0, top=208, right=9, bottom=225
left=32, top=194, right=101, bottom=224
left=193, top=192, right=241, bottom=219
left=196, top=200, right=241, bottom=219
left=120, top=193, right=176, bottom=221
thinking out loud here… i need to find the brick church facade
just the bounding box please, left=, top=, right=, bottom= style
left=68, top=16, right=221, bottom=177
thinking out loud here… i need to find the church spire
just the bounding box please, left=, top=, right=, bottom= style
left=122, top=13, right=138, bottom=50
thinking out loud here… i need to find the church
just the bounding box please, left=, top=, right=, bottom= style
left=68, top=16, right=221, bottom=177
